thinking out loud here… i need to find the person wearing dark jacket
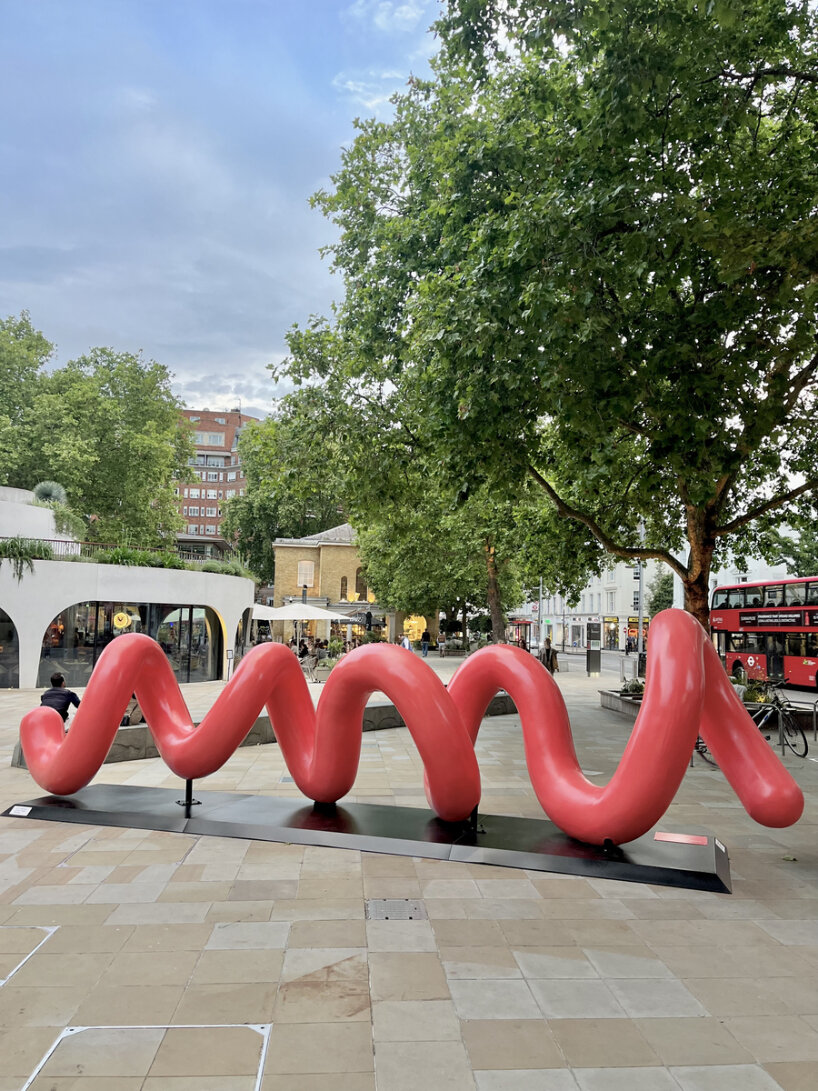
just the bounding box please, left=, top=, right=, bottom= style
left=40, top=672, right=81, bottom=722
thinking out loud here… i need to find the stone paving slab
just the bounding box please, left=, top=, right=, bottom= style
left=0, top=653, right=816, bottom=1089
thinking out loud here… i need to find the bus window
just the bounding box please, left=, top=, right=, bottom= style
left=785, top=634, right=806, bottom=656
left=785, top=586, right=804, bottom=606
left=806, top=633, right=818, bottom=656
left=764, top=585, right=784, bottom=607
left=745, top=633, right=764, bottom=652
left=806, top=582, right=818, bottom=606
left=727, top=633, right=746, bottom=652
left=747, top=592, right=762, bottom=606
left=712, top=589, right=729, bottom=608
left=726, top=588, right=745, bottom=608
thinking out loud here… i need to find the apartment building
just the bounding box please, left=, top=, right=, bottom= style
left=175, top=408, right=258, bottom=558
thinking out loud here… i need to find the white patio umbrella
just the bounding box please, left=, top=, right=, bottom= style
left=252, top=603, right=352, bottom=622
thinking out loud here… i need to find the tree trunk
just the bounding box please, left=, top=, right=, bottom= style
left=682, top=509, right=716, bottom=630
left=682, top=573, right=712, bottom=630
left=485, top=540, right=506, bottom=643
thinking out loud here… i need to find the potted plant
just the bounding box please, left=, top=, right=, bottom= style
left=313, top=657, right=340, bottom=682
left=619, top=678, right=645, bottom=699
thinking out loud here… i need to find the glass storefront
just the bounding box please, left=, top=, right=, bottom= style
left=37, top=600, right=223, bottom=687
left=603, top=617, right=619, bottom=650
left=0, top=608, right=19, bottom=688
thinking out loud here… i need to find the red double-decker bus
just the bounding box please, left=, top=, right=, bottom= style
left=710, top=576, right=818, bottom=689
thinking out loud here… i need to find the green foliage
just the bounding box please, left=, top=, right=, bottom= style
left=199, top=558, right=254, bottom=578
left=92, top=548, right=191, bottom=571
left=48, top=504, right=87, bottom=540
left=763, top=525, right=818, bottom=577
left=2, top=317, right=192, bottom=548
left=92, top=547, right=157, bottom=567
left=647, top=571, right=675, bottom=616
left=288, top=0, right=818, bottom=627
left=359, top=631, right=385, bottom=644
left=222, top=398, right=348, bottom=584
left=0, top=313, right=54, bottom=486
left=33, top=480, right=67, bottom=504
left=328, top=638, right=345, bottom=657
left=0, top=536, right=54, bottom=580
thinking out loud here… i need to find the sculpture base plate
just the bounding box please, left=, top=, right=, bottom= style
left=3, top=785, right=731, bottom=893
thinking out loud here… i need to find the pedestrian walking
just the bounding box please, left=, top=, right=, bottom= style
left=541, top=638, right=559, bottom=675
left=438, top=630, right=446, bottom=658
left=421, top=629, right=431, bottom=657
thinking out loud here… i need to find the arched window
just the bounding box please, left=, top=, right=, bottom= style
left=340, top=577, right=348, bottom=601
left=0, top=608, right=19, bottom=688
left=355, top=567, right=367, bottom=600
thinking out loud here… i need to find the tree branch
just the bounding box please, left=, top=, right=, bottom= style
left=716, top=478, right=818, bottom=536
left=721, top=66, right=818, bottom=87
left=527, top=464, right=689, bottom=580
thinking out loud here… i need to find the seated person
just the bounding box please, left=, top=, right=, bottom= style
left=40, top=672, right=81, bottom=723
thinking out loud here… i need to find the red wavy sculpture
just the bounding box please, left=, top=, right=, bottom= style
left=20, top=609, right=803, bottom=845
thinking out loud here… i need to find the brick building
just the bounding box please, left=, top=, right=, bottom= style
left=272, top=523, right=396, bottom=641
left=175, top=408, right=258, bottom=559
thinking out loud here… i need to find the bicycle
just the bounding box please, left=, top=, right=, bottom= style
left=692, top=736, right=717, bottom=766
left=748, top=678, right=808, bottom=758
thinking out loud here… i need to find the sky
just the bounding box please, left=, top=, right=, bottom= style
left=0, top=0, right=442, bottom=418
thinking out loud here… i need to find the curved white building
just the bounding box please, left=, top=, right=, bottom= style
left=0, top=488, right=253, bottom=688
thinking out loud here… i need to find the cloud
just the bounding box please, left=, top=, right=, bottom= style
left=0, top=1, right=437, bottom=419
left=345, top=1, right=430, bottom=33
left=331, top=68, right=410, bottom=113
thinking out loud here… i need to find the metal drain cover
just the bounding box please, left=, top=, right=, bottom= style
left=365, top=899, right=428, bottom=920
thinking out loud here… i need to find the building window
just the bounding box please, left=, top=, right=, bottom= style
left=206, top=507, right=217, bottom=517
left=226, top=489, right=235, bottom=498
left=187, top=524, right=199, bottom=534
left=215, top=417, right=226, bottom=424
left=189, top=506, right=199, bottom=516
left=297, top=561, right=315, bottom=588
left=207, top=472, right=218, bottom=481
left=205, top=525, right=216, bottom=535
left=355, top=567, right=367, bottom=600
left=607, top=592, right=615, bottom=613
left=207, top=489, right=217, bottom=499
left=227, top=471, right=237, bottom=482
left=190, top=488, right=200, bottom=499
left=340, top=577, right=348, bottom=601
left=194, top=431, right=225, bottom=447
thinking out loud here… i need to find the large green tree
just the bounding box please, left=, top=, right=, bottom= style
left=270, top=343, right=530, bottom=637
left=0, top=312, right=54, bottom=485
left=21, top=348, right=191, bottom=545
left=289, top=0, right=818, bottom=627
left=222, top=393, right=348, bottom=584
left=2, top=316, right=191, bottom=546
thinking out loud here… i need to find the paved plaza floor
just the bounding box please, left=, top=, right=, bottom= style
left=0, top=653, right=816, bottom=1090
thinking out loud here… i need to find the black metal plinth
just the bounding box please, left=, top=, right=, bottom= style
left=2, top=785, right=731, bottom=892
